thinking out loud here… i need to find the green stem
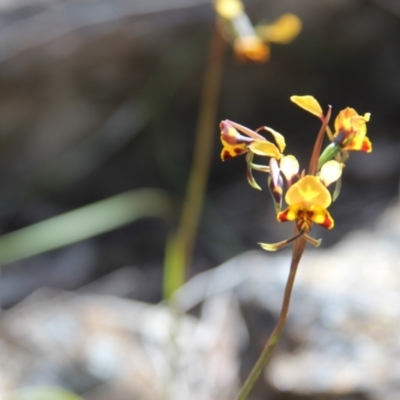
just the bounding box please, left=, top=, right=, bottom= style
left=163, top=25, right=226, bottom=299
left=235, top=237, right=306, bottom=400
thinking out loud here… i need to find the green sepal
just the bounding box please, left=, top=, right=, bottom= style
left=246, top=152, right=262, bottom=190
left=318, top=142, right=341, bottom=170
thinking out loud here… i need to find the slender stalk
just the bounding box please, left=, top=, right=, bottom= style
left=178, top=25, right=225, bottom=270
left=163, top=25, right=226, bottom=298
left=308, top=107, right=331, bottom=175
left=235, top=237, right=306, bottom=400
left=235, top=107, right=332, bottom=399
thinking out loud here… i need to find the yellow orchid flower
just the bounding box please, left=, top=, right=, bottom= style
left=276, top=175, right=334, bottom=231
left=220, top=120, right=285, bottom=161
left=259, top=164, right=341, bottom=252
left=220, top=119, right=286, bottom=190
left=334, top=107, right=372, bottom=152
left=290, top=95, right=372, bottom=154
left=220, top=96, right=373, bottom=254
left=214, top=0, right=270, bottom=63
left=214, top=1, right=301, bottom=64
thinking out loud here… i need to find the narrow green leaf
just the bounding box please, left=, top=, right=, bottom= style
left=0, top=188, right=175, bottom=266
left=10, top=386, right=82, bottom=400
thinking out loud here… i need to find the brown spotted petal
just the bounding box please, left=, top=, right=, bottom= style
left=220, top=120, right=254, bottom=161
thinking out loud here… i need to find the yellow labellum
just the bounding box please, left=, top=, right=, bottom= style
left=290, top=95, right=323, bottom=119
left=285, top=175, right=331, bottom=208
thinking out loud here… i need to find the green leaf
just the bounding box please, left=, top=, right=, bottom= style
left=9, top=386, right=82, bottom=400
left=0, top=188, right=175, bottom=266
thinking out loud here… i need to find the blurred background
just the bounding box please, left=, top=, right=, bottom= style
left=0, top=0, right=399, bottom=399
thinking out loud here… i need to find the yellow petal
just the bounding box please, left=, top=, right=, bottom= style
left=334, top=107, right=356, bottom=133
left=285, top=175, right=331, bottom=208
left=249, top=141, right=281, bottom=158
left=280, top=154, right=299, bottom=181
left=290, top=95, right=323, bottom=119
left=214, top=0, right=243, bottom=19
left=345, top=136, right=372, bottom=153
left=319, top=160, right=343, bottom=187
left=256, top=13, right=302, bottom=44
left=310, top=205, right=334, bottom=229
left=277, top=205, right=299, bottom=222
left=256, top=126, right=286, bottom=152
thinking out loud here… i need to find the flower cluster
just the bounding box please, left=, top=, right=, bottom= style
left=220, top=95, right=372, bottom=251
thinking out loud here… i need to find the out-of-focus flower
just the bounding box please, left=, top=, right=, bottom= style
left=233, top=36, right=270, bottom=63
left=256, top=13, right=302, bottom=44
left=214, top=0, right=243, bottom=19
left=214, top=0, right=301, bottom=63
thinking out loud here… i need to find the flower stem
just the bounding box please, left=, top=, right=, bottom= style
left=308, top=107, right=331, bottom=175
left=163, top=25, right=226, bottom=299
left=234, top=237, right=306, bottom=400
